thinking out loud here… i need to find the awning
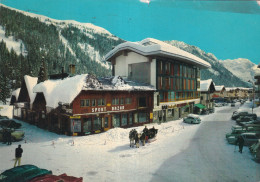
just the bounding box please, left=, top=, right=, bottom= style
left=194, top=104, right=206, bottom=109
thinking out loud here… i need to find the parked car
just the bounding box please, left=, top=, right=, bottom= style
left=0, top=129, right=25, bottom=142
left=232, top=111, right=256, bottom=120
left=208, top=108, right=215, bottom=113
left=236, top=116, right=256, bottom=126
left=231, top=103, right=235, bottom=107
left=214, top=103, right=223, bottom=107
left=226, top=126, right=260, bottom=139
left=249, top=140, right=260, bottom=161
left=241, top=133, right=260, bottom=146
left=29, top=173, right=83, bottom=182
left=0, top=165, right=52, bottom=182
left=0, top=115, right=9, bottom=120
left=183, top=114, right=201, bottom=124
left=226, top=135, right=237, bottom=144
left=0, top=119, right=22, bottom=129
left=200, top=109, right=209, bottom=115
left=240, top=120, right=260, bottom=126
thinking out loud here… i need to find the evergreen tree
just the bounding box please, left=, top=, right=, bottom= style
left=38, top=56, right=48, bottom=83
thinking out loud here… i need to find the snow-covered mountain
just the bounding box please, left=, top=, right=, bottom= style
left=220, top=58, right=260, bottom=83
left=166, top=40, right=251, bottom=87
left=0, top=3, right=253, bottom=93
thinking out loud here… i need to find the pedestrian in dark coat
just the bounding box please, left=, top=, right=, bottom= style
left=7, top=130, right=12, bottom=145
left=236, top=136, right=244, bottom=153
left=14, top=144, right=23, bottom=167
left=2, top=129, right=7, bottom=144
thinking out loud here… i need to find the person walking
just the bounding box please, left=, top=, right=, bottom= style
left=2, top=129, right=7, bottom=144
left=236, top=135, right=244, bottom=153
left=7, top=130, right=12, bottom=145
left=14, top=144, right=23, bottom=167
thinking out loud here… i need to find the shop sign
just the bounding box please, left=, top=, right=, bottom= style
left=112, top=106, right=124, bottom=111
left=70, top=116, right=81, bottom=119
left=92, top=107, right=106, bottom=113
left=107, top=103, right=111, bottom=106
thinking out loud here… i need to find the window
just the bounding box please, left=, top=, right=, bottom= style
left=80, top=99, right=90, bottom=107
left=122, top=114, right=127, bottom=126
left=86, top=100, right=90, bottom=106
left=83, top=118, right=92, bottom=132
left=80, top=100, right=85, bottom=107
left=112, top=98, right=119, bottom=105
left=138, top=112, right=147, bottom=123
left=125, top=98, right=132, bottom=104
left=171, top=64, right=174, bottom=76
left=139, top=97, right=147, bottom=107
left=160, top=92, right=164, bottom=102
left=93, top=117, right=102, bottom=130
left=92, top=99, right=96, bottom=107
left=113, top=114, right=120, bottom=127
left=120, top=98, right=124, bottom=105
left=98, top=99, right=105, bottom=106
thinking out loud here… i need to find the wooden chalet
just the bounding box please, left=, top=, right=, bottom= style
left=13, top=75, right=38, bottom=122
left=212, top=85, right=227, bottom=99
left=10, top=88, right=21, bottom=105
left=32, top=74, right=155, bottom=135
left=198, top=79, right=215, bottom=111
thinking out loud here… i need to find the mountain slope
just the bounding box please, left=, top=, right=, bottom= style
left=166, top=40, right=250, bottom=87
left=220, top=58, right=260, bottom=83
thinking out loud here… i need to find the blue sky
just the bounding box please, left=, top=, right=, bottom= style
left=1, top=0, right=260, bottom=64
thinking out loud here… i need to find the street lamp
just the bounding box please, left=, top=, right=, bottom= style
left=248, top=80, right=255, bottom=113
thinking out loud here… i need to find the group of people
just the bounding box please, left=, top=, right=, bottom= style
left=2, top=129, right=12, bottom=145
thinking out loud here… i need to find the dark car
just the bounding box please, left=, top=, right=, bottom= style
left=0, top=115, right=9, bottom=120
left=232, top=111, right=256, bottom=120
left=236, top=115, right=257, bottom=126
left=0, top=119, right=22, bottom=129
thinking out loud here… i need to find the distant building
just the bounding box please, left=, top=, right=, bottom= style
left=105, top=38, right=211, bottom=122
left=199, top=79, right=215, bottom=110
left=212, top=85, right=227, bottom=99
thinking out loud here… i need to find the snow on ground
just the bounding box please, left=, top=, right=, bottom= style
left=0, top=101, right=259, bottom=181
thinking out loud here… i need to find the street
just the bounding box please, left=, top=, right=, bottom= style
left=151, top=105, right=260, bottom=182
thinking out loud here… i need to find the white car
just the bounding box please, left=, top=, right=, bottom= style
left=183, top=114, right=201, bottom=124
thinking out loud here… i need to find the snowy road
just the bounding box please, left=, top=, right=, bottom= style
left=151, top=106, right=260, bottom=182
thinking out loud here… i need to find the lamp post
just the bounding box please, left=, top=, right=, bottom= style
left=248, top=80, right=255, bottom=113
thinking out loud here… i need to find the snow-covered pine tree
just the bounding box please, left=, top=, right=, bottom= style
left=38, top=56, right=48, bottom=83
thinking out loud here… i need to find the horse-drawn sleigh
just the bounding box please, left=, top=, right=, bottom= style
left=129, top=126, right=158, bottom=148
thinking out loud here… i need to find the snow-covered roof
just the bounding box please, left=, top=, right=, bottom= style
left=215, top=85, right=225, bottom=92
left=200, top=79, right=214, bottom=92
left=24, top=75, right=38, bottom=104
left=105, top=38, right=211, bottom=69
left=11, top=88, right=21, bottom=99
left=33, top=74, right=155, bottom=109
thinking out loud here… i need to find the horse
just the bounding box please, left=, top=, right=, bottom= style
left=139, top=132, right=146, bottom=146
left=129, top=129, right=137, bottom=147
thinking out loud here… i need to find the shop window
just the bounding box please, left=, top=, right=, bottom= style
left=112, top=98, right=119, bottom=105
left=83, top=118, right=92, bottom=133
left=113, top=114, right=120, bottom=127
left=104, top=117, right=109, bottom=128
left=93, top=117, right=102, bottom=130
left=139, top=97, right=147, bottom=107
left=125, top=98, right=132, bottom=104
left=120, top=98, right=124, bottom=105
left=167, top=109, right=172, bottom=117
left=138, top=112, right=147, bottom=123
left=153, top=111, right=158, bottom=120
left=129, top=113, right=133, bottom=125
left=92, top=99, right=96, bottom=107
left=122, top=114, right=127, bottom=126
